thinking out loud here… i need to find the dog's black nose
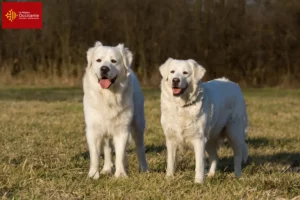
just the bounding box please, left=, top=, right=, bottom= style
left=172, top=78, right=180, bottom=84
left=100, top=66, right=110, bottom=74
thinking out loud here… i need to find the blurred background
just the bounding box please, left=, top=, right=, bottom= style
left=1, top=0, right=300, bottom=87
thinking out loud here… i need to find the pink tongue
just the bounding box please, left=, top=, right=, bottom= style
left=173, top=88, right=182, bottom=95
left=99, top=79, right=112, bottom=89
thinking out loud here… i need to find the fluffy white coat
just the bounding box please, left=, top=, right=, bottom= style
left=160, top=58, right=248, bottom=183
left=83, top=42, right=148, bottom=179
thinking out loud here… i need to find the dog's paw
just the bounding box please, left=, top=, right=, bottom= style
left=88, top=169, right=100, bottom=180
left=100, top=167, right=113, bottom=175
left=100, top=163, right=113, bottom=174
left=207, top=172, right=215, bottom=177
left=234, top=172, right=242, bottom=178
left=114, top=171, right=128, bottom=178
left=166, top=171, right=174, bottom=178
left=194, top=177, right=204, bottom=184
left=139, top=165, right=149, bottom=173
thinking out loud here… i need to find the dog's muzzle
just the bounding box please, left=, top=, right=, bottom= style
left=95, top=66, right=117, bottom=89
left=100, top=66, right=110, bottom=77
left=172, top=78, right=187, bottom=96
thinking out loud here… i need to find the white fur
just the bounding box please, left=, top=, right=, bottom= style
left=83, top=41, right=148, bottom=179
left=159, top=58, right=248, bottom=183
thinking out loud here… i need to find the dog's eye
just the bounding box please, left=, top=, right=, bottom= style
left=96, top=59, right=102, bottom=62
left=111, top=59, right=117, bottom=63
left=170, top=70, right=175, bottom=74
left=183, top=71, right=189, bottom=75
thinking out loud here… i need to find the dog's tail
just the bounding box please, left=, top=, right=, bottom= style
left=243, top=99, right=249, bottom=163
left=240, top=108, right=249, bottom=164
left=233, top=96, right=249, bottom=164
left=242, top=141, right=249, bottom=164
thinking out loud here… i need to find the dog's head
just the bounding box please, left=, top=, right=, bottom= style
left=86, top=41, right=133, bottom=89
left=159, top=58, right=206, bottom=97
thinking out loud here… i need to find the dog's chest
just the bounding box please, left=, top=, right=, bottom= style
left=176, top=107, right=196, bottom=127
left=84, top=91, right=133, bottom=127
left=164, top=105, right=205, bottom=142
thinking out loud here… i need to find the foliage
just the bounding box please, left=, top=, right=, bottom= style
left=1, top=0, right=300, bottom=86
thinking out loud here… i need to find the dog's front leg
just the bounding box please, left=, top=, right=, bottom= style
left=86, top=127, right=102, bottom=179
left=113, top=131, right=129, bottom=178
left=101, top=138, right=113, bottom=174
left=166, top=139, right=177, bottom=177
left=192, top=137, right=206, bottom=183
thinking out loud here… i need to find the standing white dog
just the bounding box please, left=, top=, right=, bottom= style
left=159, top=58, right=248, bottom=183
left=83, top=41, right=148, bottom=179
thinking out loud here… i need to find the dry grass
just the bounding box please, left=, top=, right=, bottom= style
left=0, top=68, right=83, bottom=87
left=0, top=87, right=300, bottom=199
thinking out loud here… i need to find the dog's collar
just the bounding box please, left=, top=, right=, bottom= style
left=182, top=83, right=204, bottom=107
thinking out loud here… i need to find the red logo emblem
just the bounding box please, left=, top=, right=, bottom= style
left=2, top=2, right=42, bottom=29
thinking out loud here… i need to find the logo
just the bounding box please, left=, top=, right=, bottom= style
left=2, top=2, right=42, bottom=29
left=5, top=9, right=17, bottom=22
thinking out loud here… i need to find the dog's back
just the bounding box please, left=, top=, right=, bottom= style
left=203, top=78, right=248, bottom=138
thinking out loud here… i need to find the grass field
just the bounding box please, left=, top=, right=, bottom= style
left=0, top=87, right=300, bottom=199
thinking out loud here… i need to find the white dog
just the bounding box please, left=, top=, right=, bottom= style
left=159, top=58, right=248, bottom=183
left=83, top=41, right=148, bottom=179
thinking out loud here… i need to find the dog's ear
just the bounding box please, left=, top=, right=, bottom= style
left=188, top=59, right=206, bottom=82
left=159, top=58, right=173, bottom=81
left=86, top=41, right=103, bottom=67
left=117, top=44, right=133, bottom=72
left=94, top=41, right=103, bottom=47
left=86, top=47, right=95, bottom=67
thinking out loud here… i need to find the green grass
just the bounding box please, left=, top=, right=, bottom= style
left=0, top=87, right=300, bottom=199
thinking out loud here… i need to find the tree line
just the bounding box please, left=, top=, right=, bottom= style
left=1, top=0, right=299, bottom=86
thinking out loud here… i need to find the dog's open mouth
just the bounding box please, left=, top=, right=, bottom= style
left=172, top=87, right=186, bottom=96
left=98, top=76, right=117, bottom=89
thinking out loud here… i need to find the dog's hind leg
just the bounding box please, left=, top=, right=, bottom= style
left=131, top=123, right=148, bottom=172
left=226, top=122, right=247, bottom=178
left=206, top=140, right=219, bottom=177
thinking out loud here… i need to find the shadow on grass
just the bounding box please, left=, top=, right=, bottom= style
left=71, top=150, right=300, bottom=174
left=71, top=151, right=300, bottom=173
left=71, top=136, right=300, bottom=173
left=167, top=136, right=300, bottom=173
left=246, top=137, right=270, bottom=147
left=220, top=137, right=296, bottom=149
left=216, top=152, right=300, bottom=174
left=71, top=144, right=166, bottom=162
left=145, top=144, right=166, bottom=154
left=0, top=186, right=19, bottom=199
left=71, top=151, right=90, bottom=162
left=210, top=136, right=300, bottom=173
left=149, top=151, right=300, bottom=174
